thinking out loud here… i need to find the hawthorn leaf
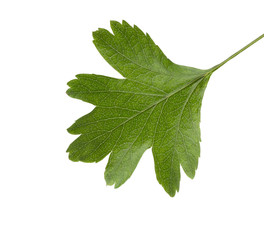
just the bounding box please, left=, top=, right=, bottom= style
left=67, top=20, right=264, bottom=197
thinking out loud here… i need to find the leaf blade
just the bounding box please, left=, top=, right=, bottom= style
left=67, top=21, right=217, bottom=196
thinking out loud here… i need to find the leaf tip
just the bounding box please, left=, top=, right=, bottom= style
left=66, top=126, right=74, bottom=134
left=66, top=149, right=79, bottom=162
left=166, top=184, right=180, bottom=197
left=66, top=88, right=72, bottom=97
left=168, top=191, right=176, bottom=197
left=92, top=29, right=97, bottom=36
left=105, top=176, right=114, bottom=187
left=92, top=29, right=102, bottom=40
left=110, top=20, right=120, bottom=30
left=122, top=20, right=132, bottom=28
left=67, top=79, right=76, bottom=87
left=110, top=20, right=118, bottom=25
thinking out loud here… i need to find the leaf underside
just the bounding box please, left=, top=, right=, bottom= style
left=67, top=20, right=214, bottom=197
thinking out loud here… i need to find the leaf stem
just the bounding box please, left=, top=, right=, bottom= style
left=211, top=33, right=264, bottom=72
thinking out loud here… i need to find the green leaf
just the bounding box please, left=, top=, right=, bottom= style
left=67, top=20, right=264, bottom=197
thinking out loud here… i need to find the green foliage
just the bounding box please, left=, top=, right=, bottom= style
left=67, top=20, right=264, bottom=197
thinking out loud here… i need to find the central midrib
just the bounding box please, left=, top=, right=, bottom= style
left=103, top=74, right=207, bottom=135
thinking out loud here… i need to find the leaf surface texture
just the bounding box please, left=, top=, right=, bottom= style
left=67, top=21, right=263, bottom=196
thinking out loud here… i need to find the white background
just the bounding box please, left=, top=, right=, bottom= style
left=1, top=0, right=264, bottom=239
